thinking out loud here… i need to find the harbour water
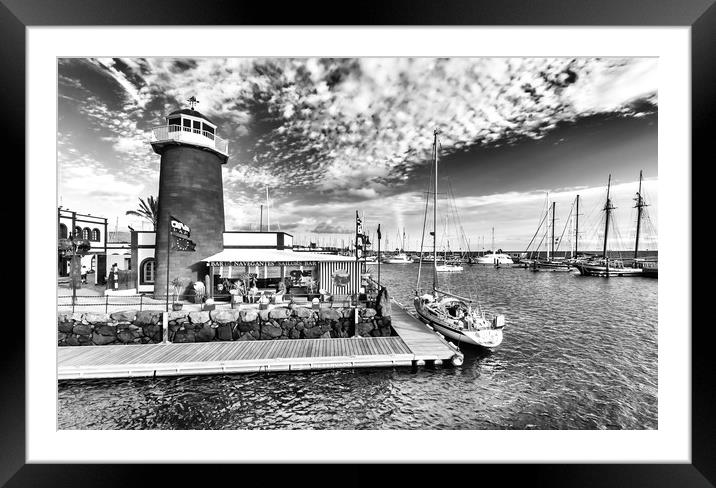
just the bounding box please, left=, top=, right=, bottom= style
left=57, top=264, right=657, bottom=430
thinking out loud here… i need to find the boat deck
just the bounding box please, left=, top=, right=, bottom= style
left=57, top=299, right=462, bottom=380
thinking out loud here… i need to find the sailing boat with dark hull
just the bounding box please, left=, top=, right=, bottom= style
left=413, top=129, right=506, bottom=349
left=576, top=172, right=652, bottom=277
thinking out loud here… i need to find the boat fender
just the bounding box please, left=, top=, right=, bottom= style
left=492, top=314, right=506, bottom=329
left=451, top=355, right=464, bottom=367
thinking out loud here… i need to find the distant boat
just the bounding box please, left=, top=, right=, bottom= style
left=533, top=201, right=575, bottom=272
left=475, top=228, right=514, bottom=265
left=383, top=252, right=413, bottom=264
left=414, top=129, right=505, bottom=349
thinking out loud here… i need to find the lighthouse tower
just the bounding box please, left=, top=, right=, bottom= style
left=150, top=97, right=228, bottom=299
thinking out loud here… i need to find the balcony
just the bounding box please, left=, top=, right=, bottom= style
left=150, top=125, right=229, bottom=158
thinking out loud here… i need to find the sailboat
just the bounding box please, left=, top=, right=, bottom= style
left=575, top=173, right=649, bottom=277
left=383, top=228, right=413, bottom=264
left=436, top=239, right=463, bottom=272
left=414, top=129, right=506, bottom=349
left=533, top=201, right=575, bottom=272
left=475, top=228, right=514, bottom=265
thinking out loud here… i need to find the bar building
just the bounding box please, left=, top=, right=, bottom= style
left=132, top=102, right=361, bottom=299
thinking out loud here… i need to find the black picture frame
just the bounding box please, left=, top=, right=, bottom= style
left=8, top=0, right=711, bottom=485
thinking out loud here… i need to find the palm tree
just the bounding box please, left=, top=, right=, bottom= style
left=126, top=196, right=158, bottom=230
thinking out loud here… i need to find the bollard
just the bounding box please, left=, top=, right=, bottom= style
left=162, top=312, right=170, bottom=344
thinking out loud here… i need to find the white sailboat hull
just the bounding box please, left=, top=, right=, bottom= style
left=413, top=297, right=503, bottom=349
left=476, top=254, right=514, bottom=265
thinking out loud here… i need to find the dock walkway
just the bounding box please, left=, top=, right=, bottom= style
left=58, top=299, right=462, bottom=380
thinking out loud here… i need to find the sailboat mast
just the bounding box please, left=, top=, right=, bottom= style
left=634, top=170, right=645, bottom=259
left=266, top=187, right=270, bottom=232
left=603, top=175, right=613, bottom=259
left=551, top=201, right=556, bottom=259
left=575, top=195, right=580, bottom=256
left=433, top=128, right=439, bottom=290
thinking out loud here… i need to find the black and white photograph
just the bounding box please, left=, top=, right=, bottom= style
left=55, top=56, right=660, bottom=431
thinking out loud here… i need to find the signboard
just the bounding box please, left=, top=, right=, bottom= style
left=170, top=215, right=190, bottom=237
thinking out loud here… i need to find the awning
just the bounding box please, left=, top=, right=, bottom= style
left=202, top=249, right=358, bottom=266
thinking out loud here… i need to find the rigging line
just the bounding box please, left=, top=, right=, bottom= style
left=525, top=211, right=548, bottom=257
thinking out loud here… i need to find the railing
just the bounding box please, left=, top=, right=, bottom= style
left=57, top=292, right=377, bottom=313
left=150, top=125, right=229, bottom=155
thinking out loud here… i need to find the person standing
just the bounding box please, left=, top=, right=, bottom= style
left=81, top=265, right=88, bottom=285
left=109, top=263, right=119, bottom=291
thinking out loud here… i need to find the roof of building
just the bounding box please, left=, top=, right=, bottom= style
left=167, top=108, right=215, bottom=125
left=202, top=249, right=357, bottom=265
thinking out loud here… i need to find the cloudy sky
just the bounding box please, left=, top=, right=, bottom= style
left=58, top=57, right=658, bottom=252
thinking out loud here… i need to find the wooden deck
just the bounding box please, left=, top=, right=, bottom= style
left=58, top=299, right=462, bottom=380
left=388, top=299, right=462, bottom=361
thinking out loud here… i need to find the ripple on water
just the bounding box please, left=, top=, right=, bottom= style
left=58, top=265, right=657, bottom=430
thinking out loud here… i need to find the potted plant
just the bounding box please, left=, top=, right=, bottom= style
left=305, top=278, right=319, bottom=301
left=170, top=277, right=188, bottom=310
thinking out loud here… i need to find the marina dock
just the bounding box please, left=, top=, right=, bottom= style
left=58, top=300, right=463, bottom=380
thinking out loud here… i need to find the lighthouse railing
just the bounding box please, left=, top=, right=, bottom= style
left=151, top=125, right=228, bottom=156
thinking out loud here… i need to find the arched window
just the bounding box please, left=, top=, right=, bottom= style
left=82, top=228, right=91, bottom=240
left=74, top=226, right=82, bottom=237
left=140, top=258, right=156, bottom=284
left=92, top=228, right=101, bottom=241
left=59, top=223, right=67, bottom=239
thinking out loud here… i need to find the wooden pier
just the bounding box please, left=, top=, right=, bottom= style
left=58, top=300, right=463, bottom=380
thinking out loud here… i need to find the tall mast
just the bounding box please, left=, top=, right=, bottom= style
left=634, top=170, right=646, bottom=259
left=575, top=194, right=580, bottom=257
left=551, top=201, right=556, bottom=259
left=603, top=174, right=614, bottom=259
left=433, top=128, right=439, bottom=290
left=266, top=187, right=270, bottom=232
left=491, top=227, right=495, bottom=252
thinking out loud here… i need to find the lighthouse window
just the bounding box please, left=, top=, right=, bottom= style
left=140, top=258, right=156, bottom=284
left=182, top=118, right=191, bottom=131
left=193, top=120, right=201, bottom=133
left=168, top=117, right=181, bottom=131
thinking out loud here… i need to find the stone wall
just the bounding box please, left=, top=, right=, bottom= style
left=57, top=310, right=163, bottom=346
left=57, top=307, right=393, bottom=346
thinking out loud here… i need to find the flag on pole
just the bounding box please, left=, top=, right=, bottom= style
left=171, top=233, right=196, bottom=251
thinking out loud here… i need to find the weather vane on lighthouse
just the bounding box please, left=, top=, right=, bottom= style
left=187, top=96, right=199, bottom=110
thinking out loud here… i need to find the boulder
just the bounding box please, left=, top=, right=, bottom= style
left=380, top=326, right=392, bottom=337
left=195, top=326, right=216, bottom=342
left=238, top=332, right=256, bottom=341
left=135, top=311, right=156, bottom=325
left=240, top=309, right=258, bottom=323
left=319, top=309, right=342, bottom=321
left=261, top=324, right=283, bottom=339
left=217, top=324, right=234, bottom=341
left=110, top=310, right=137, bottom=322
left=57, top=332, right=67, bottom=342
left=210, top=309, right=241, bottom=324
left=78, top=335, right=92, bottom=345
left=117, top=330, right=135, bottom=343
left=289, top=329, right=301, bottom=339
left=356, top=322, right=374, bottom=337
left=258, top=310, right=270, bottom=322
left=342, top=309, right=354, bottom=319
left=173, top=330, right=195, bottom=343
left=92, top=332, right=116, bottom=345
left=168, top=311, right=189, bottom=321
left=72, top=324, right=92, bottom=336
left=188, top=311, right=211, bottom=324
left=321, top=331, right=332, bottom=339
left=269, top=307, right=291, bottom=320
left=84, top=312, right=111, bottom=324
left=58, top=322, right=74, bottom=334
left=293, top=307, right=313, bottom=319
left=66, top=335, right=80, bottom=346
left=70, top=312, right=84, bottom=322
left=362, top=308, right=377, bottom=318
left=95, top=324, right=117, bottom=336
left=303, top=327, right=324, bottom=339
